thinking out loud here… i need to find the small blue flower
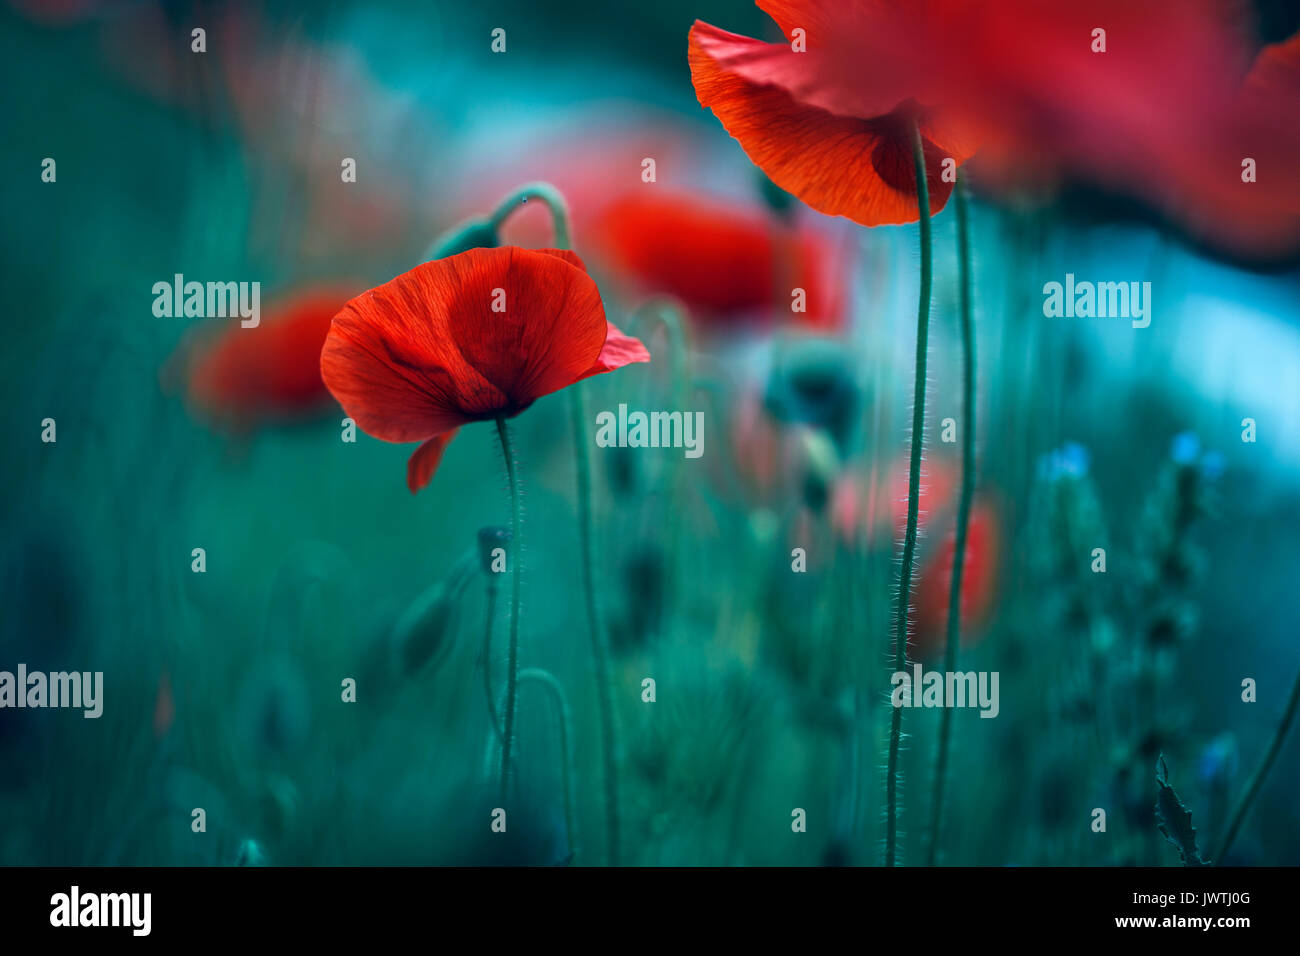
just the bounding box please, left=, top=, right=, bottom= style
left=1171, top=431, right=1201, bottom=465
left=1058, top=441, right=1090, bottom=477
left=1200, top=451, right=1225, bottom=480
left=1040, top=441, right=1091, bottom=480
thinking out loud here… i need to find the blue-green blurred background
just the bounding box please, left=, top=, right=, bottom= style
left=3, top=0, right=1299, bottom=866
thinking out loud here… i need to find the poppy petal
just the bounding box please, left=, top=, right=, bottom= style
left=407, top=429, right=459, bottom=494
left=580, top=321, right=651, bottom=380
left=688, top=19, right=902, bottom=121
left=689, top=21, right=963, bottom=226
left=322, top=275, right=498, bottom=443
left=321, top=247, right=611, bottom=442
left=439, top=247, right=610, bottom=408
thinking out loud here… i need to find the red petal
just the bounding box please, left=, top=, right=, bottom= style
left=688, top=21, right=966, bottom=226
left=579, top=321, right=651, bottom=380
left=407, top=429, right=459, bottom=494
left=321, top=247, right=610, bottom=443
left=688, top=19, right=902, bottom=121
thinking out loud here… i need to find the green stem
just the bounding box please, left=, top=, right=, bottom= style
left=518, top=668, right=577, bottom=864
left=885, top=119, right=934, bottom=868
left=495, top=418, right=522, bottom=803
left=482, top=579, right=504, bottom=743
left=632, top=296, right=690, bottom=634
left=489, top=179, right=620, bottom=863
left=569, top=383, right=622, bottom=866
left=1214, top=662, right=1300, bottom=862
left=488, top=182, right=571, bottom=248
left=927, top=171, right=976, bottom=867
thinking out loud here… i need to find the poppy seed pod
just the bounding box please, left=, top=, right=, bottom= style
left=477, top=526, right=512, bottom=576
left=763, top=338, right=860, bottom=451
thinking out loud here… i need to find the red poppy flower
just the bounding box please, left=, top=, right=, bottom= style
left=320, top=247, right=650, bottom=494
left=687, top=2, right=977, bottom=226
left=1167, top=31, right=1300, bottom=259
left=169, top=284, right=360, bottom=432
left=912, top=500, right=1000, bottom=660
left=594, top=191, right=845, bottom=329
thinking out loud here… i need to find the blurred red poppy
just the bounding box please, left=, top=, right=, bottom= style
left=687, top=2, right=977, bottom=225
left=912, top=500, right=1000, bottom=660
left=170, top=285, right=360, bottom=432
left=320, top=247, right=650, bottom=493
left=594, top=191, right=844, bottom=329
left=691, top=2, right=1294, bottom=255
left=1168, top=31, right=1300, bottom=258
left=832, top=456, right=958, bottom=547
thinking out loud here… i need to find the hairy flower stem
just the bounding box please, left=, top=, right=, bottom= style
left=495, top=417, right=522, bottom=802
left=488, top=182, right=572, bottom=248
left=1214, top=662, right=1300, bottom=862
left=926, top=173, right=976, bottom=867
left=885, top=120, right=934, bottom=868
left=518, top=668, right=577, bottom=863
left=489, top=180, right=621, bottom=863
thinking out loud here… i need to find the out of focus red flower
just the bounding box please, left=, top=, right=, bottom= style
left=1168, top=31, right=1300, bottom=258
left=832, top=456, right=958, bottom=547
left=688, top=2, right=975, bottom=225
left=691, top=2, right=1300, bottom=257
left=320, top=247, right=649, bottom=493
left=169, top=285, right=361, bottom=432
left=594, top=191, right=844, bottom=329
left=447, top=122, right=699, bottom=250
left=912, top=499, right=1001, bottom=660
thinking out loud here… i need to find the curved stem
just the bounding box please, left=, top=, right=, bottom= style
left=927, top=171, right=976, bottom=867
left=495, top=418, right=522, bottom=803
left=518, top=668, right=577, bottom=863
left=488, top=182, right=571, bottom=248
left=496, top=181, right=619, bottom=865
left=631, top=296, right=690, bottom=636
left=1214, top=662, right=1300, bottom=862
left=885, top=119, right=934, bottom=868
left=632, top=296, right=690, bottom=422
left=568, top=383, right=623, bottom=865
left=482, top=579, right=504, bottom=743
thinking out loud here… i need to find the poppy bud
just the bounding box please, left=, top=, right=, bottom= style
left=798, top=428, right=840, bottom=514
left=426, top=217, right=500, bottom=260
left=392, top=550, right=476, bottom=676
left=477, top=526, right=512, bottom=576
left=764, top=339, right=859, bottom=451
left=234, top=657, right=311, bottom=762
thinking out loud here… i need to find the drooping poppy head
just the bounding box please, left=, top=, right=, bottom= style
left=320, top=246, right=650, bottom=494
left=688, top=2, right=977, bottom=226
left=169, top=284, right=361, bottom=432
left=592, top=190, right=845, bottom=329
